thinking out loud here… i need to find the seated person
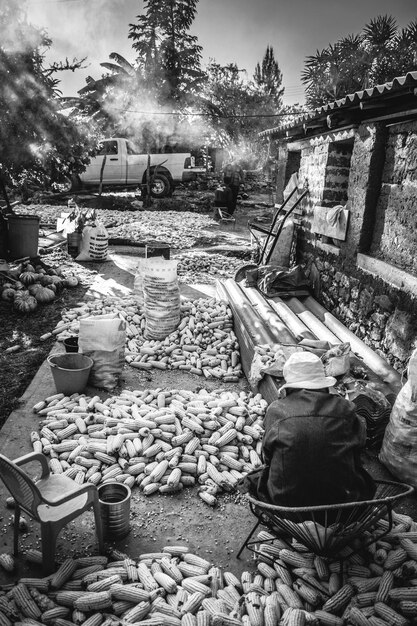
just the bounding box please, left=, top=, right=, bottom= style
left=247, top=351, right=376, bottom=507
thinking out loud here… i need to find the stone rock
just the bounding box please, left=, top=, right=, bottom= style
left=384, top=309, right=417, bottom=361
left=370, top=328, right=382, bottom=341
left=358, top=288, right=374, bottom=316
left=374, top=294, right=394, bottom=312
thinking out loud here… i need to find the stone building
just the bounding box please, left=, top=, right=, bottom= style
left=261, top=72, right=417, bottom=372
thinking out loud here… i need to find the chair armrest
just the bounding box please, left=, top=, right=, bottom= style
left=13, top=452, right=50, bottom=479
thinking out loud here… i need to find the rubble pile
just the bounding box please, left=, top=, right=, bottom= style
left=32, top=387, right=267, bottom=505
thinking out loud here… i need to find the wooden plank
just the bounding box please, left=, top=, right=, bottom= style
left=311, top=206, right=349, bottom=240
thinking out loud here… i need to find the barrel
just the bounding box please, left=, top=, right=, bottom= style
left=7, top=214, right=40, bottom=260
left=98, top=482, right=131, bottom=538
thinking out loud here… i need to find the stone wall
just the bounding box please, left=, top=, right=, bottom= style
left=370, top=119, right=417, bottom=274
left=290, top=120, right=417, bottom=372
left=302, top=247, right=417, bottom=372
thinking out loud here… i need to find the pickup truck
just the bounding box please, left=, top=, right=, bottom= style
left=71, top=138, right=198, bottom=197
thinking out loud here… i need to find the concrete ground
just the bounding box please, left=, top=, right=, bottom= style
left=0, top=203, right=416, bottom=584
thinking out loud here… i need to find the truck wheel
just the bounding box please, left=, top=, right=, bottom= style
left=53, top=175, right=81, bottom=193
left=151, top=174, right=171, bottom=198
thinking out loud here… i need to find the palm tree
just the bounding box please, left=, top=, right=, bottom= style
left=301, top=15, right=417, bottom=108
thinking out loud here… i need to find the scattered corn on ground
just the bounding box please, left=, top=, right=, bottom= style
left=22, top=207, right=222, bottom=250
left=174, top=252, right=244, bottom=285
left=32, top=387, right=266, bottom=502
left=2, top=513, right=417, bottom=625
left=43, top=297, right=242, bottom=382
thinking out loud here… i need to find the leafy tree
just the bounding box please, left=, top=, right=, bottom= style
left=128, top=0, right=205, bottom=105
left=253, top=45, right=284, bottom=108
left=302, top=15, right=417, bottom=107
left=200, top=60, right=284, bottom=168
left=0, top=0, right=99, bottom=195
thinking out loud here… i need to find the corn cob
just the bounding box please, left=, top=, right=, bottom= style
left=41, top=606, right=71, bottom=623
left=383, top=548, right=407, bottom=571
left=12, top=584, right=42, bottom=619
left=256, top=563, right=277, bottom=580
left=121, top=600, right=151, bottom=623
left=87, top=574, right=122, bottom=593
left=137, top=563, right=160, bottom=591
left=183, top=554, right=211, bottom=572
left=349, top=577, right=381, bottom=593
left=346, top=607, right=372, bottom=626
left=0, top=598, right=18, bottom=622
left=374, top=602, right=407, bottom=626
left=110, top=583, right=150, bottom=603
left=389, top=586, right=417, bottom=601
left=375, top=570, right=394, bottom=603
left=398, top=600, right=417, bottom=617
left=180, top=592, right=205, bottom=615
left=244, top=591, right=264, bottom=626
left=152, top=572, right=177, bottom=594
left=0, top=554, right=15, bottom=573
left=51, top=558, right=78, bottom=589
left=279, top=550, right=314, bottom=570
left=273, top=561, right=293, bottom=586
left=81, top=614, right=103, bottom=626
left=55, top=591, right=83, bottom=608
left=399, top=537, right=417, bottom=561
left=178, top=562, right=208, bottom=578
left=313, top=610, right=344, bottom=626
left=293, top=580, right=320, bottom=607
left=313, top=556, right=329, bottom=581
left=73, top=592, right=113, bottom=612
left=0, top=611, right=11, bottom=626
left=322, top=584, right=355, bottom=614
left=276, top=583, right=303, bottom=609
left=211, top=614, right=243, bottom=626
left=181, top=579, right=211, bottom=597
left=355, top=591, right=377, bottom=607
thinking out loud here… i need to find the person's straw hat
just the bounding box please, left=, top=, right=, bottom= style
left=279, top=351, right=336, bottom=392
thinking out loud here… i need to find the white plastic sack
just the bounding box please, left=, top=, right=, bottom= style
left=76, top=221, right=108, bottom=261
left=133, top=258, right=145, bottom=306
left=78, top=314, right=126, bottom=390
left=379, top=349, right=417, bottom=487
left=142, top=258, right=180, bottom=340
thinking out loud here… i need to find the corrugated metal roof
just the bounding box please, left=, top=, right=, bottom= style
left=260, top=71, right=417, bottom=138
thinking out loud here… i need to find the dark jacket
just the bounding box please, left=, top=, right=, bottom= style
left=256, top=389, right=375, bottom=507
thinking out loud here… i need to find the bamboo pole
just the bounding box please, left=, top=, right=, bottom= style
left=303, top=296, right=401, bottom=389
left=268, top=297, right=316, bottom=342
left=286, top=297, right=341, bottom=345
left=242, top=286, right=298, bottom=345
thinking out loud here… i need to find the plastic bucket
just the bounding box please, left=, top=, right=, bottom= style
left=7, top=215, right=40, bottom=260
left=47, top=353, right=93, bottom=395
left=145, top=241, right=170, bottom=260
left=63, top=336, right=79, bottom=353
left=98, top=482, right=131, bottom=538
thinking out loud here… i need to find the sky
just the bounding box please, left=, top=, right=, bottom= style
left=26, top=0, right=417, bottom=107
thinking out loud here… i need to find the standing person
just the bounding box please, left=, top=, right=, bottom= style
left=242, top=352, right=375, bottom=508
left=223, top=159, right=245, bottom=215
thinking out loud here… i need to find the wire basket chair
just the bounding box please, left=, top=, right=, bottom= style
left=237, top=480, right=414, bottom=561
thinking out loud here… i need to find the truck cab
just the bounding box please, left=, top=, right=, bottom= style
left=76, top=138, right=197, bottom=197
